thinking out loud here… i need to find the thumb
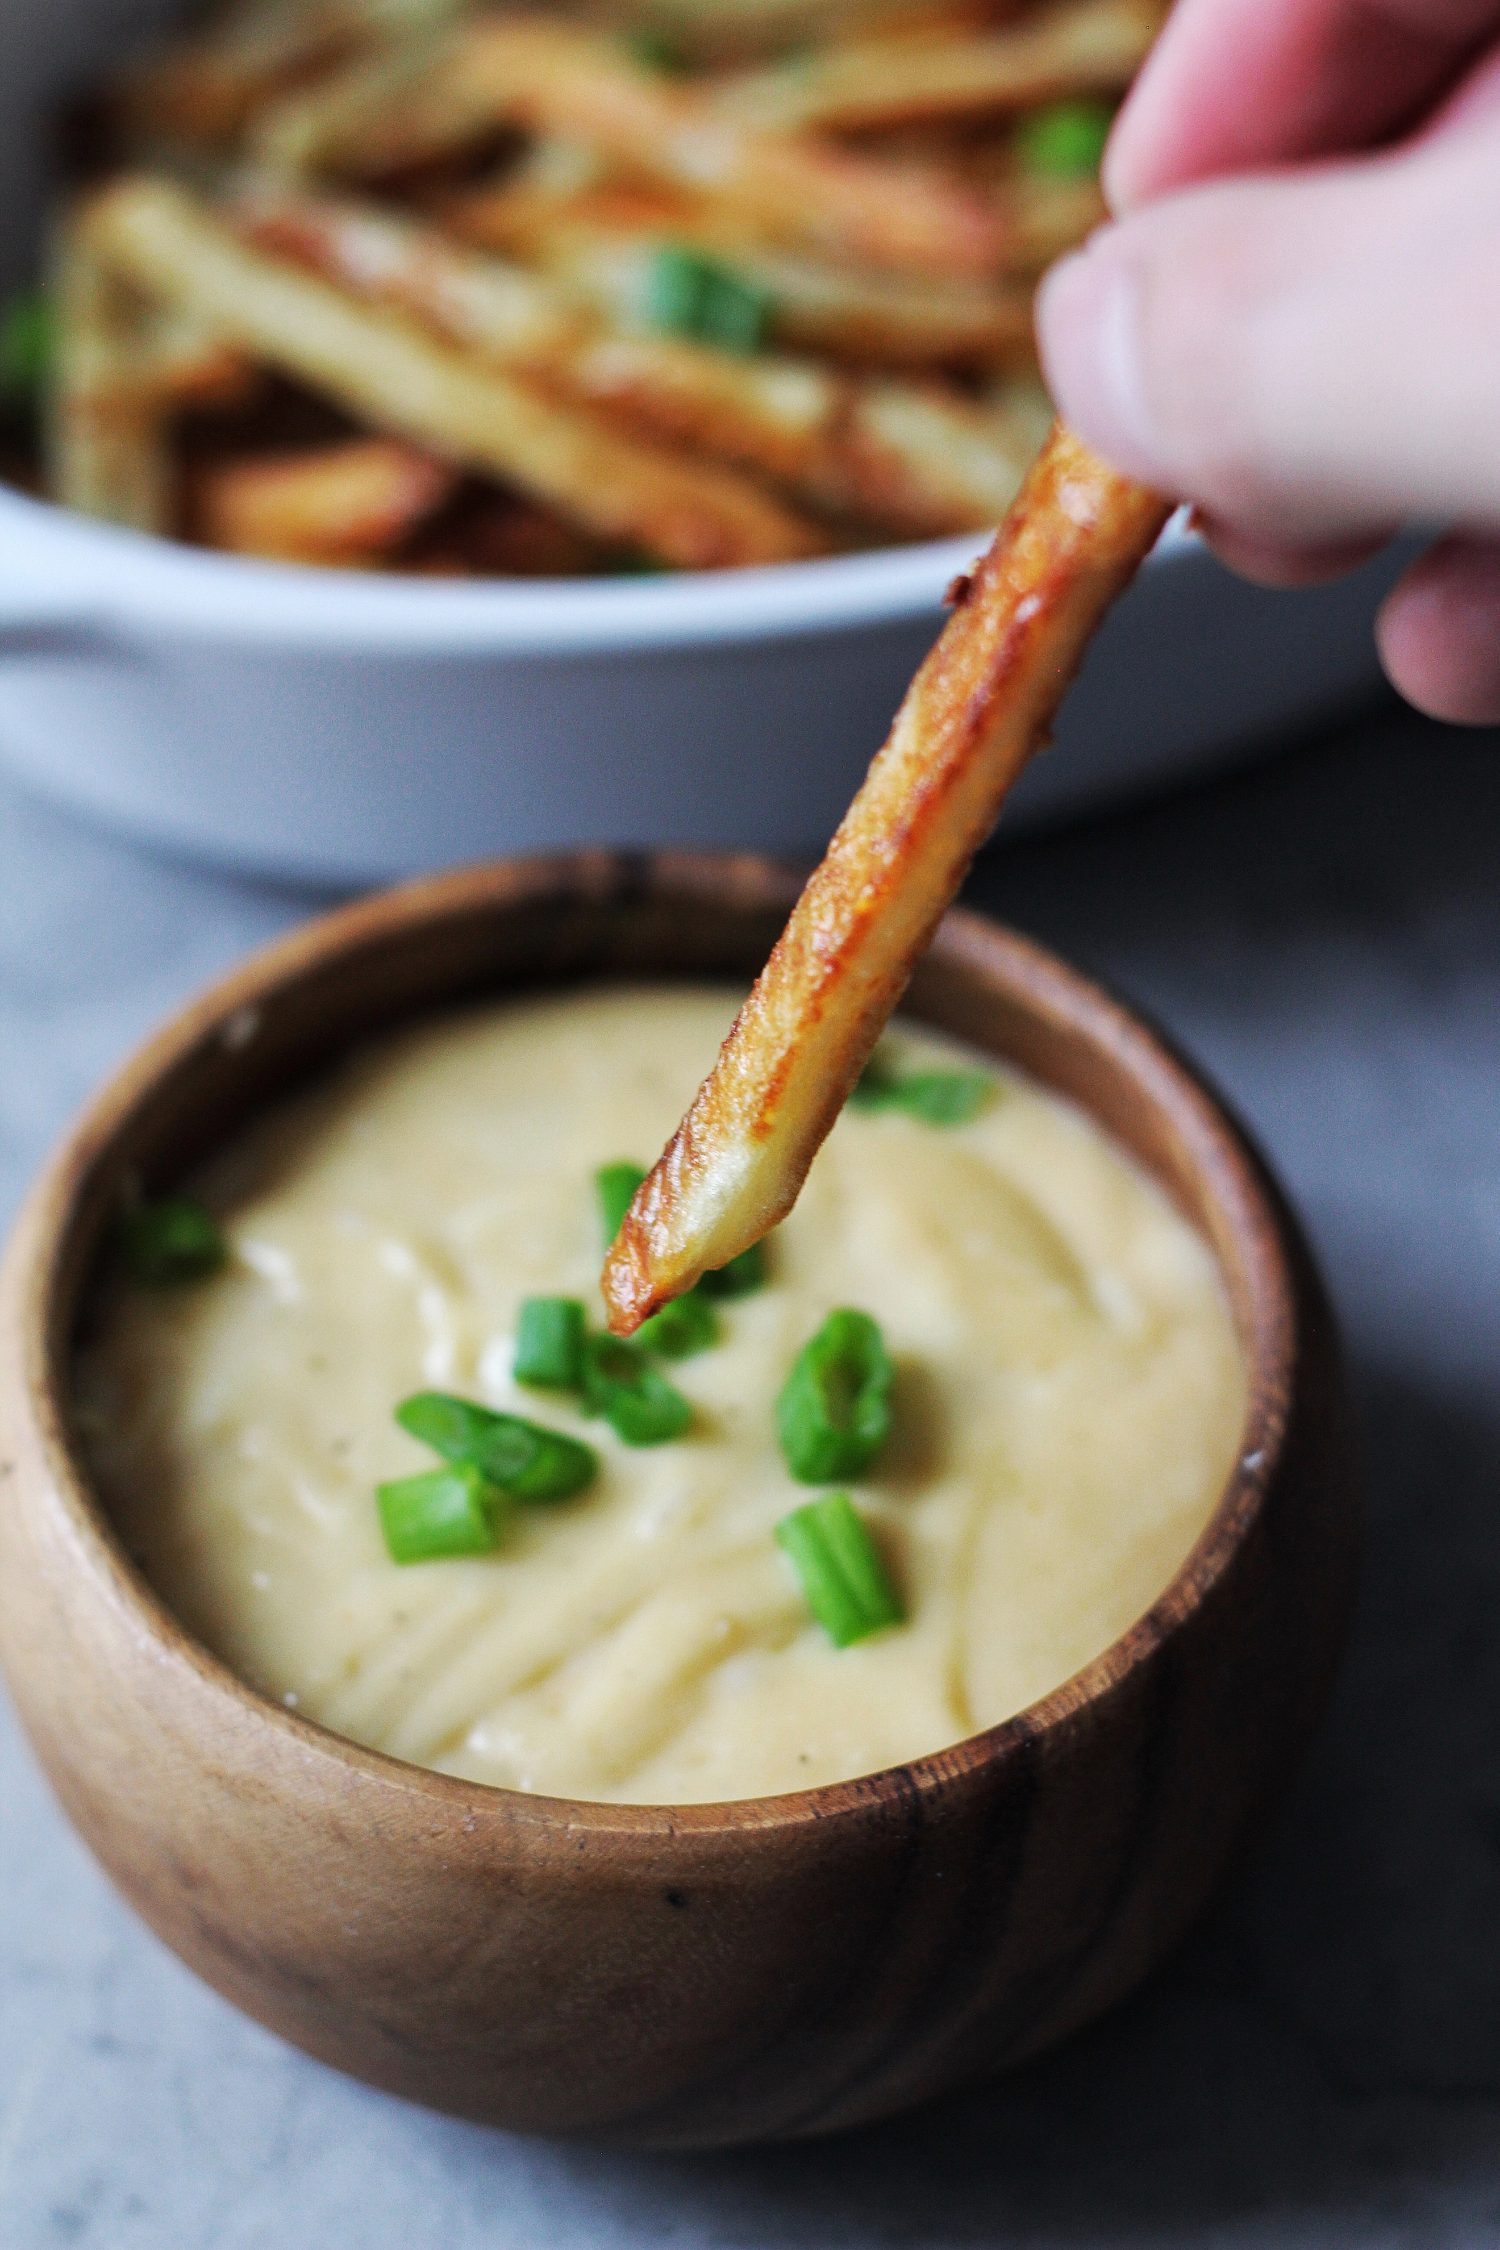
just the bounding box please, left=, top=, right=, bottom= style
left=1036, top=127, right=1500, bottom=545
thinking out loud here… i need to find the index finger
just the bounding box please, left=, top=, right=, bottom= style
left=1106, top=0, right=1500, bottom=209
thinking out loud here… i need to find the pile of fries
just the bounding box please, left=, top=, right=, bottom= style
left=30, top=0, right=1165, bottom=575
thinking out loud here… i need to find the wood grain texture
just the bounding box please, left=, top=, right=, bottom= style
left=0, top=853, right=1358, bottom=2148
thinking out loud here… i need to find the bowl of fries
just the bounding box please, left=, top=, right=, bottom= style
left=0, top=0, right=1395, bottom=882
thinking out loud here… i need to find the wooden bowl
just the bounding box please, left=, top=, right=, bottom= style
left=0, top=853, right=1358, bottom=2149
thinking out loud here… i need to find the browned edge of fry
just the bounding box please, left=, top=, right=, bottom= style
left=601, top=422, right=1171, bottom=1330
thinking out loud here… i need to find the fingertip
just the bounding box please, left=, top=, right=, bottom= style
left=1377, top=537, right=1500, bottom=725
left=1191, top=512, right=1392, bottom=588
left=1034, top=234, right=1166, bottom=488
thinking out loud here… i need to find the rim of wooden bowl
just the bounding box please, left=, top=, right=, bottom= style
left=4, top=849, right=1296, bottom=1842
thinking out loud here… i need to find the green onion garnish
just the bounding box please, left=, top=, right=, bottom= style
left=596, top=1160, right=646, bottom=1244
left=636, top=1289, right=719, bottom=1359
left=626, top=24, right=690, bottom=72
left=1015, top=97, right=1114, bottom=178
left=514, top=1295, right=587, bottom=1389
left=377, top=1462, right=504, bottom=1564
left=643, top=246, right=772, bottom=356
left=599, top=545, right=670, bottom=576
left=776, top=1493, right=903, bottom=1646
left=0, top=289, right=53, bottom=411
left=580, top=1333, right=692, bottom=1445
left=117, top=1195, right=228, bottom=1287
left=777, top=1308, right=893, bottom=1484
left=849, top=1051, right=993, bottom=1125
left=396, top=1391, right=596, bottom=1502
left=699, top=1241, right=768, bottom=1298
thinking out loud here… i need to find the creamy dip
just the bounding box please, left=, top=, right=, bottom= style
left=76, top=985, right=1247, bottom=1805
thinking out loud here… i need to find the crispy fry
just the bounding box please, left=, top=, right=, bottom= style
left=251, top=30, right=469, bottom=175
left=81, top=176, right=830, bottom=570
left=196, top=435, right=457, bottom=561
left=829, top=375, right=1051, bottom=532
left=571, top=0, right=1016, bottom=67
left=149, top=305, right=262, bottom=408
left=239, top=185, right=1043, bottom=531
left=111, top=0, right=364, bottom=151
left=255, top=16, right=1017, bottom=280
left=48, top=222, right=175, bottom=534
left=112, top=0, right=474, bottom=150
left=451, top=183, right=1038, bottom=369
left=600, top=423, right=1170, bottom=1330
left=714, top=0, right=1164, bottom=132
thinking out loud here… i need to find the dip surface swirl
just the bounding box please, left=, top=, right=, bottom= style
left=75, top=985, right=1246, bottom=1805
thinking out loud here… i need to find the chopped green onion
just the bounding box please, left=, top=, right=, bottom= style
left=777, top=1308, right=893, bottom=1484
left=514, top=1295, right=587, bottom=1389
left=1015, top=97, right=1114, bottom=178
left=596, top=1160, right=646, bottom=1244
left=626, top=23, right=690, bottom=72
left=377, top=1462, right=503, bottom=1564
left=643, top=246, right=773, bottom=356
left=699, top=1240, right=768, bottom=1298
left=882, top=1068, right=993, bottom=1125
left=599, top=545, right=669, bottom=576
left=848, top=1054, right=899, bottom=1110
left=396, top=1391, right=596, bottom=1502
left=637, top=1289, right=719, bottom=1359
left=580, top=1333, right=692, bottom=1445
left=849, top=1050, right=994, bottom=1126
left=0, top=290, right=53, bottom=410
left=117, top=1195, right=228, bottom=1287
left=776, top=1493, right=903, bottom=1646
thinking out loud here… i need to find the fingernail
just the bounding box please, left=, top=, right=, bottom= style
left=1036, top=238, right=1163, bottom=483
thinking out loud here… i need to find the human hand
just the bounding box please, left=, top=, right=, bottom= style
left=1035, top=0, right=1500, bottom=721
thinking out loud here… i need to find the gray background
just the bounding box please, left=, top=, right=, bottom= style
left=4, top=700, right=1500, bottom=2246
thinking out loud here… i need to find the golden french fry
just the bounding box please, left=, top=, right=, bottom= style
left=451, top=184, right=1038, bottom=370
left=714, top=0, right=1164, bottom=132
left=237, top=185, right=1041, bottom=533
left=48, top=221, right=175, bottom=534
left=148, top=304, right=262, bottom=408
left=196, top=436, right=457, bottom=561
left=111, top=0, right=474, bottom=151
left=826, top=376, right=1052, bottom=533
left=110, top=0, right=361, bottom=150
left=255, top=15, right=1017, bottom=280
left=570, top=0, right=1014, bottom=67
left=601, top=423, right=1170, bottom=1330
left=250, top=30, right=467, bottom=175
left=81, top=177, right=831, bottom=570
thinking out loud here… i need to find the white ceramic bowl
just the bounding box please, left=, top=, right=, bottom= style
left=0, top=0, right=1403, bottom=886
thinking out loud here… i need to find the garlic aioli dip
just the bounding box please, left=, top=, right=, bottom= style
left=76, top=986, right=1246, bottom=1805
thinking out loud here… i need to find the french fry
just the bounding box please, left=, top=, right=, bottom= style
left=48, top=221, right=175, bottom=534
left=238, top=186, right=1043, bottom=532
left=828, top=376, right=1052, bottom=533
left=600, top=423, right=1170, bottom=1329
left=110, top=0, right=365, bottom=151
left=714, top=0, right=1164, bottom=132
left=149, top=305, right=262, bottom=408
left=250, top=29, right=469, bottom=175
left=570, top=0, right=1017, bottom=68
left=81, top=177, right=831, bottom=570
left=452, top=184, right=1038, bottom=370
left=111, top=0, right=476, bottom=151
left=196, top=436, right=457, bottom=561
left=254, top=16, right=1017, bottom=280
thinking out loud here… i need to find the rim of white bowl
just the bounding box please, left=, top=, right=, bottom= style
left=0, top=484, right=1190, bottom=655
